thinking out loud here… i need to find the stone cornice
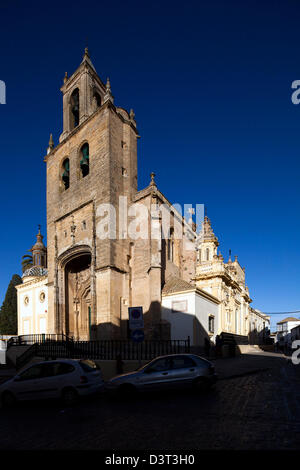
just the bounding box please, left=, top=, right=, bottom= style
left=15, top=276, right=48, bottom=290
left=162, top=286, right=220, bottom=304
left=95, top=265, right=128, bottom=275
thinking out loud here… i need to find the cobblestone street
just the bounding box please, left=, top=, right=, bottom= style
left=1, top=351, right=300, bottom=450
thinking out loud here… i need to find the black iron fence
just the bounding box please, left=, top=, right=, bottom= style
left=64, top=339, right=190, bottom=361
left=16, top=344, right=39, bottom=370
left=7, top=334, right=70, bottom=349
left=15, top=337, right=191, bottom=370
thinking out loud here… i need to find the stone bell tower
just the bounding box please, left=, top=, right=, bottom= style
left=59, top=48, right=106, bottom=142
left=44, top=48, right=139, bottom=340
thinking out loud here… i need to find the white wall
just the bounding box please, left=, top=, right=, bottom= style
left=17, top=280, right=48, bottom=335
left=162, top=290, right=219, bottom=346
left=287, top=321, right=300, bottom=333
left=0, top=351, right=6, bottom=365
left=35, top=286, right=48, bottom=333
left=162, top=292, right=195, bottom=342
left=0, top=338, right=7, bottom=364
left=195, top=293, right=218, bottom=343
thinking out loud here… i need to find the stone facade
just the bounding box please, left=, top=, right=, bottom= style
left=195, top=216, right=269, bottom=337
left=43, top=49, right=197, bottom=340
left=16, top=49, right=266, bottom=346
left=248, top=307, right=271, bottom=344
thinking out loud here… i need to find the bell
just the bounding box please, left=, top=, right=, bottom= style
left=62, top=170, right=69, bottom=188
left=80, top=157, right=89, bottom=176
left=80, top=158, right=88, bottom=166
left=82, top=146, right=89, bottom=158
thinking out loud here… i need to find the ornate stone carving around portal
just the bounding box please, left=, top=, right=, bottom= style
left=65, top=254, right=91, bottom=340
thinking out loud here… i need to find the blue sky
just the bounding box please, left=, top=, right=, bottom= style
left=0, top=0, right=299, bottom=330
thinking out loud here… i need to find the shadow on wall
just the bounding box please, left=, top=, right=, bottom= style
left=89, top=301, right=213, bottom=354
left=249, top=327, right=271, bottom=346
left=160, top=305, right=213, bottom=354
left=90, top=301, right=169, bottom=341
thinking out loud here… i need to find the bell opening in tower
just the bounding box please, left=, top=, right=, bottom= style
left=70, top=88, right=79, bottom=129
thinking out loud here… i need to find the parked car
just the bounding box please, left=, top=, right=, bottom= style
left=105, top=353, right=217, bottom=395
left=0, top=359, right=104, bottom=407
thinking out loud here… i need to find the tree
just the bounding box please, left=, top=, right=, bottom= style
left=22, top=250, right=33, bottom=272
left=0, top=274, right=22, bottom=334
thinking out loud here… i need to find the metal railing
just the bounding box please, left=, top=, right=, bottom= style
left=15, top=337, right=191, bottom=369
left=60, top=339, right=190, bottom=360
left=7, top=334, right=71, bottom=348
left=16, top=344, right=38, bottom=370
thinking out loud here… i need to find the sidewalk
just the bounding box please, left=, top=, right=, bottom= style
left=211, top=350, right=287, bottom=380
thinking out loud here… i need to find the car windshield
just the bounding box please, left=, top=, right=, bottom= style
left=138, top=359, right=155, bottom=371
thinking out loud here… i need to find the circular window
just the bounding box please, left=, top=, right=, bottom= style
left=24, top=296, right=29, bottom=306
left=39, top=291, right=46, bottom=303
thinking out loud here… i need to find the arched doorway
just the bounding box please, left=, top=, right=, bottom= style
left=65, top=253, right=91, bottom=340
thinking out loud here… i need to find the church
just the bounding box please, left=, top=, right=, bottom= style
left=16, top=49, right=269, bottom=345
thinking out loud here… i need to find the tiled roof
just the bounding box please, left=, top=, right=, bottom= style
left=22, top=267, right=48, bottom=278
left=162, top=277, right=195, bottom=295
left=277, top=317, right=300, bottom=324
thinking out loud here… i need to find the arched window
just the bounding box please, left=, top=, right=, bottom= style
left=62, top=158, right=70, bottom=189
left=93, top=91, right=101, bottom=110
left=80, top=143, right=89, bottom=177
left=70, top=88, right=79, bottom=129
left=206, top=248, right=210, bottom=261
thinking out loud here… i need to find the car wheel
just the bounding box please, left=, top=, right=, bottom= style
left=61, top=387, right=78, bottom=406
left=1, top=391, right=16, bottom=408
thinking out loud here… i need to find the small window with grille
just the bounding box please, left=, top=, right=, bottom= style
left=209, top=315, right=215, bottom=333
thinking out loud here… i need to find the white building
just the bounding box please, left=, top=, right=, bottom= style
left=0, top=336, right=16, bottom=364
left=276, top=317, right=300, bottom=347
left=161, top=277, right=220, bottom=346
left=16, top=228, right=48, bottom=336
left=249, top=308, right=271, bottom=344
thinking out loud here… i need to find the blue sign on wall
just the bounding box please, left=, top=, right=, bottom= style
left=131, top=329, right=145, bottom=343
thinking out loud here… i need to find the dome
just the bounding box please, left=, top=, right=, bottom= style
left=32, top=226, right=46, bottom=252
left=22, top=267, right=48, bottom=278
